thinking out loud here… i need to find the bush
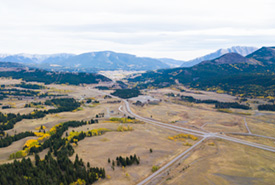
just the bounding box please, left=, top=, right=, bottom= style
left=152, top=165, right=159, bottom=172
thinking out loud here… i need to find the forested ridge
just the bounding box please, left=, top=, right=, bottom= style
left=0, top=68, right=111, bottom=85
left=129, top=47, right=275, bottom=98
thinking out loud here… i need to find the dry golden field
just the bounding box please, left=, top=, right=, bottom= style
left=0, top=81, right=275, bottom=184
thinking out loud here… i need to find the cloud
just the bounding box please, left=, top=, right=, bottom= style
left=0, top=0, right=274, bottom=60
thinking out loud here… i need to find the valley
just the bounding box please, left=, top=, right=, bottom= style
left=0, top=46, right=274, bottom=185
left=0, top=75, right=274, bottom=184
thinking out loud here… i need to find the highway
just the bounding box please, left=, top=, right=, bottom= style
left=88, top=87, right=275, bottom=184
left=121, top=100, right=275, bottom=153
left=119, top=99, right=275, bottom=184
left=137, top=137, right=207, bottom=185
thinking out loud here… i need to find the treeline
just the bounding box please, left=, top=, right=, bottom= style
left=0, top=153, right=105, bottom=185
left=0, top=98, right=81, bottom=131
left=24, top=101, right=42, bottom=107
left=15, top=82, right=45, bottom=89
left=45, top=98, right=81, bottom=113
left=0, top=69, right=111, bottom=85
left=68, top=127, right=107, bottom=144
left=178, top=94, right=250, bottom=110
left=111, top=88, right=141, bottom=99
left=0, top=131, right=35, bottom=148
left=180, top=95, right=219, bottom=104
left=258, top=104, right=275, bottom=111
left=215, top=102, right=250, bottom=110
left=0, top=88, right=39, bottom=97
left=0, top=87, right=60, bottom=99
left=28, top=120, right=89, bottom=155
left=95, top=86, right=110, bottom=90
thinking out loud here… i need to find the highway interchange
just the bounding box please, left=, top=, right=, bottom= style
left=119, top=99, right=275, bottom=185
left=89, top=87, right=275, bottom=184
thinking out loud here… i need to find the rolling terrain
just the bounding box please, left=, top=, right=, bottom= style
left=181, top=46, right=258, bottom=67
left=0, top=46, right=274, bottom=185
left=128, top=47, right=275, bottom=98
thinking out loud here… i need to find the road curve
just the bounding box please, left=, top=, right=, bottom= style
left=88, top=89, right=275, bottom=184
left=122, top=99, right=275, bottom=153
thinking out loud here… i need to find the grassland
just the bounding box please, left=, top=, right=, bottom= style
left=156, top=139, right=275, bottom=185
left=0, top=79, right=274, bottom=184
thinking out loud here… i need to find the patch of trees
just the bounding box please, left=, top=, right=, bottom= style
left=258, top=104, right=275, bottom=111
left=107, top=100, right=121, bottom=104
left=68, top=127, right=107, bottom=145
left=180, top=95, right=219, bottom=104
left=95, top=86, right=110, bottom=90
left=28, top=120, right=90, bottom=155
left=0, top=69, right=111, bottom=85
left=110, top=154, right=140, bottom=168
left=1, top=105, right=11, bottom=109
left=111, top=88, right=141, bottom=99
left=0, top=131, right=35, bottom=148
left=0, top=98, right=81, bottom=131
left=0, top=118, right=106, bottom=184
left=24, top=101, right=42, bottom=108
left=0, top=146, right=105, bottom=185
left=178, top=95, right=250, bottom=110
left=166, top=92, right=177, bottom=97
left=215, top=102, right=250, bottom=110
left=15, top=82, right=45, bottom=89
left=0, top=88, right=39, bottom=97
left=0, top=87, right=61, bottom=99
left=45, top=98, right=81, bottom=113
left=86, top=99, right=99, bottom=104
left=95, top=113, right=104, bottom=118
left=104, top=95, right=112, bottom=99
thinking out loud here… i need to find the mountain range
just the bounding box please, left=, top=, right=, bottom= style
left=0, top=46, right=257, bottom=71
left=180, top=46, right=258, bottom=67
left=0, top=52, right=169, bottom=72
left=128, top=47, right=275, bottom=98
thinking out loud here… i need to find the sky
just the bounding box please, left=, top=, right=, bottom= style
left=0, top=0, right=274, bottom=60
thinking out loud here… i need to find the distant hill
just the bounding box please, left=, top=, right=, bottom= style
left=246, top=47, right=275, bottom=65
left=57, top=51, right=169, bottom=71
left=0, top=47, right=258, bottom=71
left=0, top=51, right=169, bottom=72
left=128, top=47, right=275, bottom=98
left=0, top=61, right=111, bottom=85
left=0, top=61, right=25, bottom=68
left=200, top=53, right=257, bottom=65
left=0, top=53, right=74, bottom=64
left=181, top=46, right=258, bottom=67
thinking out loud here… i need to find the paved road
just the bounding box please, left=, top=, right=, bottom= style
left=88, top=88, right=275, bottom=184
left=225, top=132, right=275, bottom=140
left=137, top=137, right=207, bottom=185
left=119, top=100, right=275, bottom=184
left=122, top=100, right=275, bottom=153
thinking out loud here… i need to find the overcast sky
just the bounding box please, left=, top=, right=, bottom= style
left=0, top=0, right=274, bottom=60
